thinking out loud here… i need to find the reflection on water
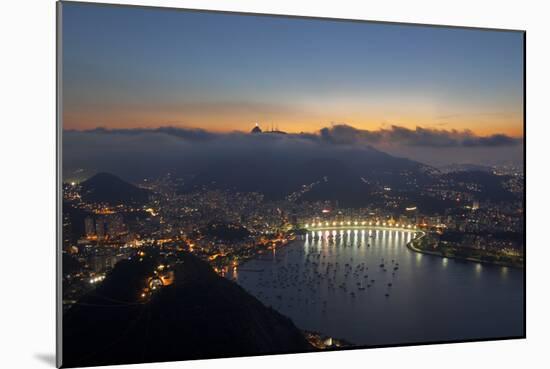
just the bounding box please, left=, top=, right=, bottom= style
left=226, top=228, right=524, bottom=346
left=476, top=263, right=483, bottom=277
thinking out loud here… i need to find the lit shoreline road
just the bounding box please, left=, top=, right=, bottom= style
left=303, top=225, right=426, bottom=250
left=300, top=225, right=520, bottom=269
left=301, top=226, right=450, bottom=263
left=303, top=225, right=421, bottom=233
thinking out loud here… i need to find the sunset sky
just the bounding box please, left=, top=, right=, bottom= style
left=62, top=3, right=524, bottom=137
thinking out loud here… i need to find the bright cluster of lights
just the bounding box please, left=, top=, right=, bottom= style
left=89, top=275, right=105, bottom=284
left=304, top=221, right=417, bottom=230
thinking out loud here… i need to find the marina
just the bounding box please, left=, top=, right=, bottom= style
left=227, top=228, right=524, bottom=346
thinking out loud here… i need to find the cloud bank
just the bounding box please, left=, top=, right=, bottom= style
left=62, top=124, right=523, bottom=180
left=79, top=124, right=521, bottom=148
left=319, top=124, right=521, bottom=148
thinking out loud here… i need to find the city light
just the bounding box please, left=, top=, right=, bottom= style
left=89, top=275, right=105, bottom=284
left=303, top=220, right=418, bottom=230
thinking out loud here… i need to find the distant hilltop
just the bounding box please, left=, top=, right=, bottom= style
left=80, top=172, right=151, bottom=205
left=250, top=122, right=287, bottom=135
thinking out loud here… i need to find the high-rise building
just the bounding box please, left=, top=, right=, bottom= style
left=96, top=217, right=105, bottom=240
left=84, top=217, right=95, bottom=237
left=107, top=214, right=125, bottom=237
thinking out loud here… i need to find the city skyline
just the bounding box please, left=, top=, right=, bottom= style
left=63, top=3, right=524, bottom=137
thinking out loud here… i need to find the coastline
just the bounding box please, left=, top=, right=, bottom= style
left=406, top=232, right=524, bottom=269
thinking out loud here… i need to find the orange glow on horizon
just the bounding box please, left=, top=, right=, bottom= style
left=63, top=110, right=523, bottom=138
left=62, top=93, right=523, bottom=138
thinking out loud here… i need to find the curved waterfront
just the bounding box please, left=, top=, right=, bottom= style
left=226, top=228, right=524, bottom=346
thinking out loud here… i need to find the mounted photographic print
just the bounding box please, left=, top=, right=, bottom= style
left=57, top=1, right=525, bottom=367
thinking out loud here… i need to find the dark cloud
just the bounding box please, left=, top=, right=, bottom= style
left=319, top=124, right=522, bottom=148
left=73, top=124, right=522, bottom=149
left=84, top=126, right=219, bottom=142
left=462, top=134, right=520, bottom=147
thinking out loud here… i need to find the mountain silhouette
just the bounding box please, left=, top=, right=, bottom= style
left=179, top=148, right=518, bottom=210
left=181, top=148, right=430, bottom=207
left=80, top=172, right=150, bottom=205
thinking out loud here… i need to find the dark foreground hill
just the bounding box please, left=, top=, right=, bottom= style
left=80, top=172, right=151, bottom=205
left=62, top=252, right=313, bottom=367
